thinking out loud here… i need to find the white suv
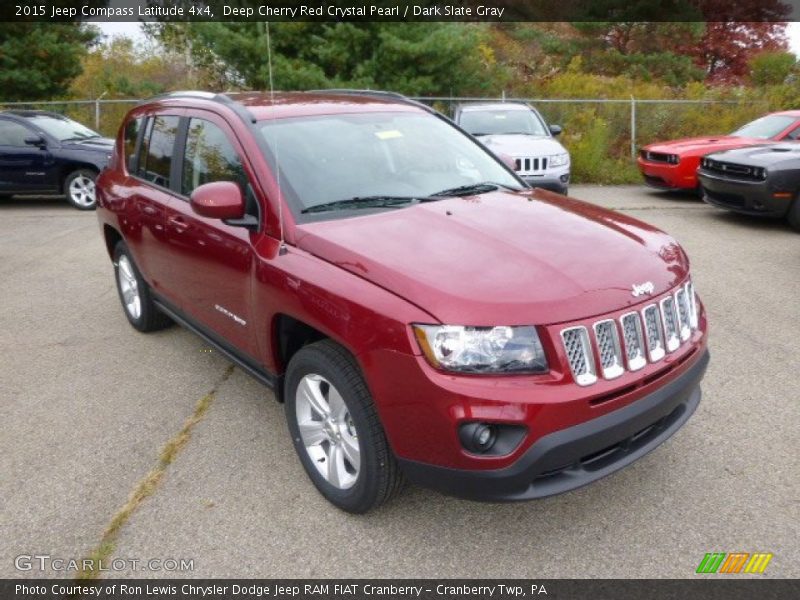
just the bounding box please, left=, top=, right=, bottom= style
left=454, top=102, right=570, bottom=194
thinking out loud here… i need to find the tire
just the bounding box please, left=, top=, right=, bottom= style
left=63, top=169, right=98, bottom=210
left=112, top=241, right=172, bottom=332
left=787, top=198, right=800, bottom=232
left=284, top=340, right=403, bottom=513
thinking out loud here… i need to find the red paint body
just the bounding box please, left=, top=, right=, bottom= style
left=97, top=93, right=708, bottom=479
left=637, top=110, right=800, bottom=191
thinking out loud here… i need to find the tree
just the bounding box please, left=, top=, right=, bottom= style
left=148, top=22, right=506, bottom=95
left=684, top=21, right=789, bottom=84
left=0, top=24, right=100, bottom=101
left=69, top=37, right=197, bottom=98
left=749, top=51, right=797, bottom=86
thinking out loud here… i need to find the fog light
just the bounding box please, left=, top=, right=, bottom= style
left=459, top=422, right=497, bottom=454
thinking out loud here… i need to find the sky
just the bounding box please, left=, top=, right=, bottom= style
left=95, top=21, right=800, bottom=56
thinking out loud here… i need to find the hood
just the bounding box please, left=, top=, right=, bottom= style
left=645, top=135, right=763, bottom=157
left=295, top=190, right=688, bottom=326
left=707, top=142, right=800, bottom=167
left=61, top=137, right=115, bottom=152
left=477, top=134, right=567, bottom=157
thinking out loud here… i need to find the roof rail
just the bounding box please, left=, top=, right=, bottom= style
left=139, top=91, right=256, bottom=123
left=304, top=89, right=435, bottom=113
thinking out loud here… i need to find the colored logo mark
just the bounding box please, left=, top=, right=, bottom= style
left=696, top=552, right=773, bottom=574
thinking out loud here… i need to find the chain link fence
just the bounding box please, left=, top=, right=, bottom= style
left=1, top=95, right=771, bottom=184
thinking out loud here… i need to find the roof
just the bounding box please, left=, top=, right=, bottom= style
left=143, top=90, right=429, bottom=122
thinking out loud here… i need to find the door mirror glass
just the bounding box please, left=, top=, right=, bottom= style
left=549, top=124, right=563, bottom=136
left=190, top=181, right=245, bottom=220
left=24, top=135, right=46, bottom=146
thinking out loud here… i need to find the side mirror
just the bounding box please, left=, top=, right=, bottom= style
left=498, top=153, right=519, bottom=171
left=549, top=124, right=563, bottom=136
left=190, top=181, right=245, bottom=221
left=24, top=135, right=46, bottom=147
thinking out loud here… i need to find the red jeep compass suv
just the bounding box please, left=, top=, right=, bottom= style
left=96, top=91, right=709, bottom=513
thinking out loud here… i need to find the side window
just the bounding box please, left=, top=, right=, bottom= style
left=0, top=120, right=33, bottom=146
left=123, top=117, right=142, bottom=172
left=137, top=115, right=179, bottom=188
left=181, top=118, right=247, bottom=196
left=785, top=127, right=800, bottom=141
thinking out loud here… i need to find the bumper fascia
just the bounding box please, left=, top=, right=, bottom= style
left=522, top=171, right=569, bottom=194
left=637, top=157, right=698, bottom=191
left=399, top=349, right=709, bottom=502
left=699, top=171, right=793, bottom=218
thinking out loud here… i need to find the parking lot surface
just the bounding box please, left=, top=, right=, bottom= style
left=1, top=186, right=797, bottom=579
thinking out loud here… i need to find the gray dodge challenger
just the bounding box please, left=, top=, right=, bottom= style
left=697, top=143, right=800, bottom=231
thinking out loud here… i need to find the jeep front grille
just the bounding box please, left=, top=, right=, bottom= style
left=561, top=282, right=698, bottom=386
left=515, top=156, right=548, bottom=174
left=560, top=326, right=597, bottom=387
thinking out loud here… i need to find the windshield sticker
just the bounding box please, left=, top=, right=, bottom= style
left=375, top=130, right=403, bottom=140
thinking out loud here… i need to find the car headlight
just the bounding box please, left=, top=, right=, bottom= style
left=412, top=324, right=548, bottom=374
left=549, top=153, right=569, bottom=168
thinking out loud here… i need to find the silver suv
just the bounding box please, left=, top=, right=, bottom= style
left=454, top=102, right=570, bottom=194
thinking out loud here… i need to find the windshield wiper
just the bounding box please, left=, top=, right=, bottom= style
left=62, top=135, right=101, bottom=142
left=430, top=181, right=522, bottom=197
left=301, top=195, right=435, bottom=214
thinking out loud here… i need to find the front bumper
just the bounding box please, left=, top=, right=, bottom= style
left=699, top=171, right=793, bottom=218
left=399, top=349, right=709, bottom=501
left=637, top=157, right=697, bottom=191
left=521, top=171, right=569, bottom=194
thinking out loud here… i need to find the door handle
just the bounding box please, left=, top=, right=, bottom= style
left=168, top=216, right=189, bottom=233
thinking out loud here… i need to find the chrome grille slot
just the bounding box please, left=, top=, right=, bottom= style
left=642, top=304, right=666, bottom=362
left=561, top=326, right=597, bottom=387
left=674, top=288, right=691, bottom=341
left=660, top=296, right=680, bottom=352
left=517, top=155, right=548, bottom=174
left=620, top=312, right=646, bottom=371
left=593, top=320, right=624, bottom=380
left=686, top=282, right=698, bottom=329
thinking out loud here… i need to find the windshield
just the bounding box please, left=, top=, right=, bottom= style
left=459, top=107, right=549, bottom=136
left=28, top=115, right=100, bottom=142
left=258, top=112, right=521, bottom=216
left=731, top=115, right=797, bottom=139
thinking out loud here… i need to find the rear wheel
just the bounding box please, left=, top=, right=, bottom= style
left=64, top=169, right=97, bottom=210
left=787, top=198, right=800, bottom=232
left=113, top=241, right=171, bottom=332
left=284, top=340, right=402, bottom=513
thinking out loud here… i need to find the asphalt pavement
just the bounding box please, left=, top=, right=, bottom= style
left=1, top=187, right=797, bottom=579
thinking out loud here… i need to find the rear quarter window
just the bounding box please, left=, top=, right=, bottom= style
left=123, top=117, right=142, bottom=173
left=136, top=115, right=179, bottom=189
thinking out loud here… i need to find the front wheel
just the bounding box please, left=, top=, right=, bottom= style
left=64, top=169, right=97, bottom=210
left=284, top=340, right=402, bottom=513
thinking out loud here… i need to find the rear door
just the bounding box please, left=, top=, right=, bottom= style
left=0, top=118, right=55, bottom=193
left=125, top=112, right=185, bottom=306
left=161, top=111, right=262, bottom=359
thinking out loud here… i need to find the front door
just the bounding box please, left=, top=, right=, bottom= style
left=0, top=119, right=54, bottom=193
left=162, top=113, right=262, bottom=359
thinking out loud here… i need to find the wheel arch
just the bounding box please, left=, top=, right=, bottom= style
left=103, top=224, right=123, bottom=259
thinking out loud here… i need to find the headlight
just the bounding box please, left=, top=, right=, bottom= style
left=549, top=153, right=569, bottom=168
left=668, top=154, right=680, bottom=164
left=412, top=324, right=548, bottom=374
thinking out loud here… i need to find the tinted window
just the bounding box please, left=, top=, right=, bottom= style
left=138, top=116, right=179, bottom=188
left=124, top=117, right=142, bottom=172
left=182, top=119, right=246, bottom=196
left=0, top=120, right=33, bottom=146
